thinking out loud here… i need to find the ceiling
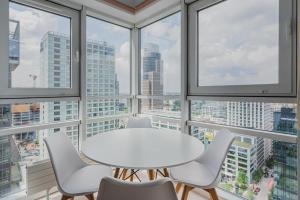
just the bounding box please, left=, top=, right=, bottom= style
left=102, top=0, right=157, bottom=13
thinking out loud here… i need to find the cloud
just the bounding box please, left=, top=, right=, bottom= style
left=197, top=0, right=279, bottom=86
left=115, top=41, right=130, bottom=94
left=9, top=3, right=69, bottom=88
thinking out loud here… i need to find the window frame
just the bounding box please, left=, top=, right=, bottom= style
left=188, top=0, right=297, bottom=97
left=0, top=0, right=80, bottom=98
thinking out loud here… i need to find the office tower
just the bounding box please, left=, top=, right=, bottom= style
left=224, top=102, right=273, bottom=184
left=142, top=43, right=164, bottom=110
left=39, top=32, right=78, bottom=159
left=272, top=107, right=297, bottom=200
left=85, top=40, right=120, bottom=137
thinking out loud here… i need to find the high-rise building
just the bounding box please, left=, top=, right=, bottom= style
left=85, top=40, right=120, bottom=137
left=272, top=107, right=297, bottom=200
left=39, top=32, right=78, bottom=159
left=142, top=43, right=163, bottom=110
left=223, top=102, right=272, bottom=184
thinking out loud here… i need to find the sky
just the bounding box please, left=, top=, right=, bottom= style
left=141, top=12, right=181, bottom=95
left=9, top=2, right=181, bottom=95
left=198, top=0, right=279, bottom=86
left=10, top=2, right=70, bottom=88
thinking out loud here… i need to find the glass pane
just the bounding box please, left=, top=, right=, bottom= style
left=9, top=2, right=71, bottom=88
left=86, top=118, right=128, bottom=138
left=197, top=0, right=279, bottom=86
left=0, top=101, right=78, bottom=129
left=191, top=100, right=297, bottom=136
left=191, top=127, right=297, bottom=200
left=140, top=98, right=181, bottom=119
left=86, top=16, right=130, bottom=96
left=0, top=128, right=78, bottom=198
left=86, top=98, right=130, bottom=119
left=140, top=12, right=181, bottom=97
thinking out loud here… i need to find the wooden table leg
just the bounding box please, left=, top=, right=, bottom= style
left=122, top=169, right=128, bottom=180
left=130, top=169, right=134, bottom=182
left=204, top=188, right=219, bottom=200
left=148, top=169, right=155, bottom=180
left=163, top=168, right=169, bottom=177
left=181, top=185, right=193, bottom=200
left=176, top=183, right=183, bottom=193
left=114, top=168, right=120, bottom=178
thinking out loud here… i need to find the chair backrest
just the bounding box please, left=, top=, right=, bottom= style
left=97, top=177, right=178, bottom=200
left=127, top=117, right=152, bottom=128
left=198, top=129, right=235, bottom=184
left=44, top=133, right=86, bottom=193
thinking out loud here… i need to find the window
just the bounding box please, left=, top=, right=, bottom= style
left=0, top=127, right=79, bottom=197
left=140, top=12, right=181, bottom=97
left=85, top=16, right=131, bottom=136
left=191, top=126, right=297, bottom=200
left=188, top=0, right=296, bottom=96
left=86, top=16, right=130, bottom=96
left=139, top=12, right=181, bottom=125
left=0, top=0, right=80, bottom=98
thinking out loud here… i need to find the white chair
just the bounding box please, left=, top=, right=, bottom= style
left=97, top=177, right=178, bottom=200
left=170, top=129, right=236, bottom=200
left=44, top=134, right=112, bottom=200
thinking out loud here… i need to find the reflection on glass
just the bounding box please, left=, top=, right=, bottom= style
left=9, top=2, right=71, bottom=88
left=198, top=0, right=279, bottom=86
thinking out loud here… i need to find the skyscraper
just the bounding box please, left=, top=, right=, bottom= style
left=85, top=40, right=120, bottom=137
left=39, top=32, right=78, bottom=159
left=224, top=102, right=272, bottom=184
left=142, top=43, right=164, bottom=110
left=272, top=107, right=297, bottom=200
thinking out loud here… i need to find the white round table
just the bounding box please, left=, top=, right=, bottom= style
left=82, top=128, right=204, bottom=170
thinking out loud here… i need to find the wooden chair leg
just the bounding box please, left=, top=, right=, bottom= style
left=85, top=194, right=95, bottom=200
left=175, top=183, right=183, bottom=193
left=204, top=188, right=219, bottom=200
left=61, top=195, right=73, bottom=200
left=181, top=185, right=193, bottom=200
left=114, top=168, right=120, bottom=178
left=148, top=169, right=155, bottom=180
left=122, top=169, right=128, bottom=180
left=163, top=168, right=169, bottom=177
left=130, top=169, right=134, bottom=182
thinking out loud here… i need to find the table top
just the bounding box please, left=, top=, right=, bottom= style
left=82, top=128, right=205, bottom=169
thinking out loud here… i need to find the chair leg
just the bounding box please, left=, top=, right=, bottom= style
left=148, top=169, right=155, bottom=180
left=163, top=168, right=169, bottom=177
left=175, top=183, right=183, bottom=193
left=122, top=169, right=128, bottom=180
left=114, top=168, right=120, bottom=178
left=61, top=195, right=73, bottom=200
left=85, top=194, right=95, bottom=200
left=204, top=188, right=219, bottom=200
left=181, top=185, right=193, bottom=200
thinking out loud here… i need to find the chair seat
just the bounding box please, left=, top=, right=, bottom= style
left=170, top=161, right=217, bottom=189
left=62, top=164, right=112, bottom=195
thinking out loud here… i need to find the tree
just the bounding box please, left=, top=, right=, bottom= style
left=237, top=170, right=248, bottom=189
left=252, top=169, right=263, bottom=184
